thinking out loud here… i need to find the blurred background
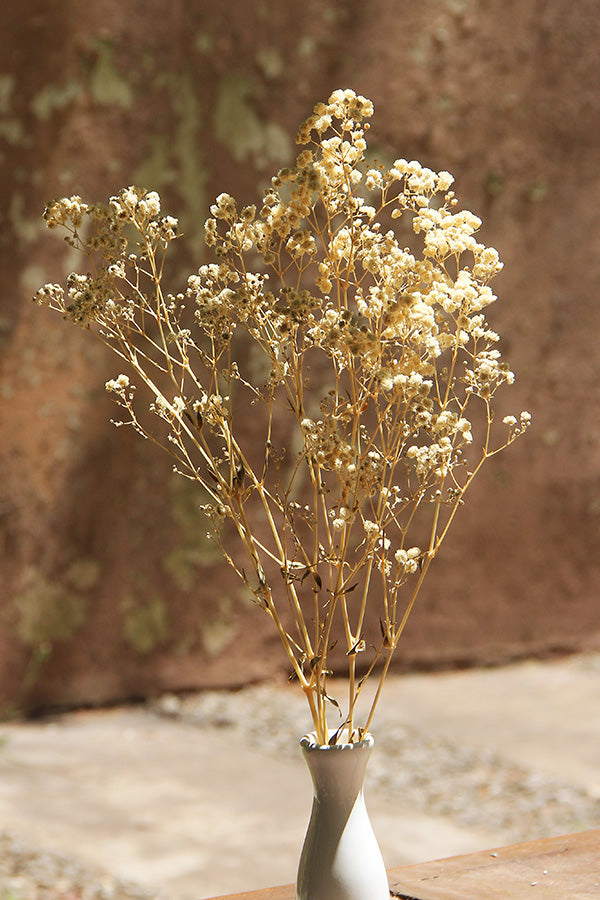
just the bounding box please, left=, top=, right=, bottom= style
left=1, top=0, right=599, bottom=715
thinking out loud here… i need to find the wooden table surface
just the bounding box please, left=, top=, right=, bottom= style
left=210, top=829, right=600, bottom=900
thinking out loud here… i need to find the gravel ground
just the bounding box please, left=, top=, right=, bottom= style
left=0, top=830, right=162, bottom=900
left=154, top=684, right=600, bottom=843
left=2, top=671, right=599, bottom=900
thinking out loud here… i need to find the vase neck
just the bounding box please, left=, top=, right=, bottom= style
left=301, top=740, right=373, bottom=812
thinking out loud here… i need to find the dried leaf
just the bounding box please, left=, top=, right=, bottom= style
left=233, top=461, right=245, bottom=491
left=301, top=568, right=322, bottom=591
left=379, top=618, right=392, bottom=648
left=328, top=727, right=342, bottom=745
left=324, top=693, right=341, bottom=714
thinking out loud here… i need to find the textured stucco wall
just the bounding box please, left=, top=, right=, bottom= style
left=1, top=0, right=599, bottom=713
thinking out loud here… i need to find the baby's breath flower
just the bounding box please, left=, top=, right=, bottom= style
left=150, top=395, right=170, bottom=418
left=316, top=275, right=332, bottom=294
left=457, top=417, right=473, bottom=442
left=365, top=169, right=383, bottom=191
left=105, top=373, right=129, bottom=391
left=395, top=547, right=421, bottom=574
left=35, top=89, right=529, bottom=744
left=436, top=171, right=454, bottom=192
left=105, top=374, right=134, bottom=404
left=43, top=196, right=88, bottom=230
left=110, top=186, right=139, bottom=219
left=144, top=191, right=161, bottom=217
left=34, top=283, right=64, bottom=306
left=362, top=519, right=380, bottom=539
left=210, top=192, right=237, bottom=220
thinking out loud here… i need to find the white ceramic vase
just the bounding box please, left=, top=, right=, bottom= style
left=296, top=731, right=389, bottom=900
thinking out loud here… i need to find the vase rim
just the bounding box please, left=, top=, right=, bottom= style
left=300, top=729, right=374, bottom=751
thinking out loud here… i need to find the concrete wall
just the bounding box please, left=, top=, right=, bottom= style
left=1, top=0, right=599, bottom=713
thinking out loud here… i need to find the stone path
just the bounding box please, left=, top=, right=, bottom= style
left=0, top=653, right=599, bottom=899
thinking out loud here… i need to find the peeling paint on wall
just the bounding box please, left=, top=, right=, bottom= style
left=201, top=594, right=238, bottom=657
left=89, top=38, right=134, bottom=108
left=214, top=74, right=291, bottom=169
left=121, top=594, right=170, bottom=654
left=255, top=47, right=284, bottom=80
left=0, top=118, right=23, bottom=145
left=0, top=73, right=15, bottom=112
left=134, top=69, right=207, bottom=254
left=162, top=473, right=222, bottom=591
left=13, top=558, right=100, bottom=648
left=30, top=80, right=81, bottom=121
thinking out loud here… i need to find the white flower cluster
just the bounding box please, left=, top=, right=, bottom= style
left=301, top=417, right=353, bottom=473
left=109, top=187, right=179, bottom=245
left=406, top=439, right=453, bottom=480
left=362, top=519, right=381, bottom=540
left=192, top=392, right=230, bottom=427
left=149, top=393, right=187, bottom=424
left=110, top=186, right=178, bottom=243
left=43, top=195, right=89, bottom=230
left=297, top=89, right=374, bottom=143
left=332, top=505, right=354, bottom=531
left=413, top=207, right=482, bottom=260
left=110, top=186, right=158, bottom=220
left=503, top=411, right=532, bottom=436
left=465, top=349, right=515, bottom=400
left=35, top=282, right=64, bottom=305
left=63, top=272, right=99, bottom=323
left=394, top=546, right=421, bottom=575
left=105, top=374, right=133, bottom=402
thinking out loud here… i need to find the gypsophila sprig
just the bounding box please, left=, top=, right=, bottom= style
left=35, top=90, right=530, bottom=744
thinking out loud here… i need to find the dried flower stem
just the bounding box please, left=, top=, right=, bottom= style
left=35, top=90, right=530, bottom=744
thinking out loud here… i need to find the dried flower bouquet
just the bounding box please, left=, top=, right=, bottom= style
left=36, top=90, right=529, bottom=745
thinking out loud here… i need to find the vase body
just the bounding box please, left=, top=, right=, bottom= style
left=296, top=731, right=389, bottom=900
